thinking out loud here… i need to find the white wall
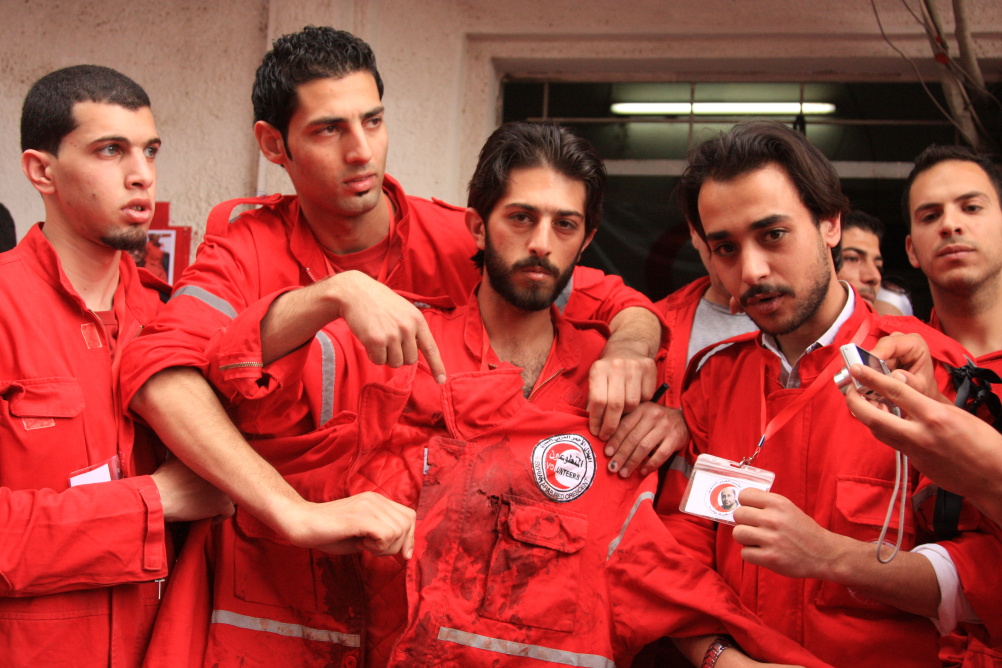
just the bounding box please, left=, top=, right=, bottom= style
left=2, top=0, right=999, bottom=243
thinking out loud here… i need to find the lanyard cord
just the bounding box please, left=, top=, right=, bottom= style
left=743, top=317, right=909, bottom=562
left=743, top=317, right=871, bottom=467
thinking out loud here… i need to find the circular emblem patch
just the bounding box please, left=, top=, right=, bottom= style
left=531, top=434, right=596, bottom=502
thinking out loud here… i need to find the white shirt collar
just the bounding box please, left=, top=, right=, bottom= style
left=761, top=282, right=855, bottom=388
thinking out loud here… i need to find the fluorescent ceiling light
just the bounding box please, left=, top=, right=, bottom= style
left=610, top=102, right=836, bottom=115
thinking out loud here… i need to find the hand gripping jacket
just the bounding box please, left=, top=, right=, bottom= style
left=661, top=296, right=1002, bottom=668
left=145, top=296, right=829, bottom=667
left=119, top=175, right=653, bottom=412
left=0, top=225, right=170, bottom=666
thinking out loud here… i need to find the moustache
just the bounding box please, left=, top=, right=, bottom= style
left=511, top=256, right=559, bottom=277
left=739, top=283, right=794, bottom=307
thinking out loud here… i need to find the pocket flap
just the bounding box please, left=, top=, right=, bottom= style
left=835, top=476, right=906, bottom=530
left=3, top=378, right=85, bottom=419
left=504, top=497, right=587, bottom=553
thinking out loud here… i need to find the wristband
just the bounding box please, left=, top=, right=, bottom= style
left=701, top=637, right=734, bottom=668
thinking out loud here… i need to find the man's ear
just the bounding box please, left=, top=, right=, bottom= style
left=821, top=213, right=841, bottom=249
left=254, top=121, right=289, bottom=165
left=466, top=207, right=486, bottom=250
left=21, top=150, right=55, bottom=195
left=905, top=234, right=920, bottom=269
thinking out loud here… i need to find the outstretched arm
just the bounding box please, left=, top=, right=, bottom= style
left=846, top=364, right=1002, bottom=526
left=132, top=366, right=415, bottom=558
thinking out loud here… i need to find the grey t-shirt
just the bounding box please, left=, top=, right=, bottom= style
left=686, top=298, right=757, bottom=367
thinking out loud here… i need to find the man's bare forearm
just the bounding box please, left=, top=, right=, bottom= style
left=131, top=366, right=304, bottom=531
left=821, top=533, right=941, bottom=618
left=605, top=306, right=661, bottom=359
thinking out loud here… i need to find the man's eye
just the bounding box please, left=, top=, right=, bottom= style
left=713, top=244, right=735, bottom=257
left=366, top=116, right=383, bottom=128
left=98, top=145, right=120, bottom=156
left=765, top=228, right=786, bottom=242
left=144, top=146, right=159, bottom=158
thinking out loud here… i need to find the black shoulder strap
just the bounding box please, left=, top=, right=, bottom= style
left=933, top=361, right=1002, bottom=539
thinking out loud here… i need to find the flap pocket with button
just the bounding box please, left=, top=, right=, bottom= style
left=479, top=495, right=587, bottom=632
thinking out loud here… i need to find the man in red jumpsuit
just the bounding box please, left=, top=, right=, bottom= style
left=146, top=121, right=826, bottom=667
left=1, top=65, right=230, bottom=666
left=120, top=27, right=676, bottom=557
left=659, top=121, right=1002, bottom=667
left=654, top=226, right=756, bottom=410
left=855, top=145, right=1002, bottom=666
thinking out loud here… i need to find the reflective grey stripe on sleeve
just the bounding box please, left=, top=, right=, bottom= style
left=668, top=454, right=693, bottom=479
left=316, top=331, right=336, bottom=425
left=912, top=484, right=938, bottom=512
left=171, top=285, right=237, bottom=319
left=554, top=275, right=573, bottom=314
left=437, top=627, right=614, bottom=668
left=211, top=609, right=360, bottom=647
left=607, top=491, right=655, bottom=560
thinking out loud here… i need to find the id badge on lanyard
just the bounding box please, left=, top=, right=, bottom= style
left=680, top=319, right=870, bottom=525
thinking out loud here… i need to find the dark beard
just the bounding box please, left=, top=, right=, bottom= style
left=740, top=239, right=831, bottom=336
left=483, top=236, right=576, bottom=312
left=101, top=227, right=148, bottom=253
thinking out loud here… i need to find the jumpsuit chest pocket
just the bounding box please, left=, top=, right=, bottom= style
left=816, top=476, right=916, bottom=612
left=479, top=495, right=587, bottom=633
left=0, top=378, right=87, bottom=488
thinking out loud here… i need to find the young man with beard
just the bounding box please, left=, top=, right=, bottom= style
left=120, top=27, right=671, bottom=558
left=1, top=65, right=231, bottom=666
left=660, top=121, right=1001, bottom=667
left=156, top=121, right=826, bottom=667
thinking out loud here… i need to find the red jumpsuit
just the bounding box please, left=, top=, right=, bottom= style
left=146, top=290, right=828, bottom=667
left=661, top=296, right=1002, bottom=668
left=927, top=310, right=1002, bottom=668
left=119, top=175, right=653, bottom=408
left=0, top=225, right=169, bottom=666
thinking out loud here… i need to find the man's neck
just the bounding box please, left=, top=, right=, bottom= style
left=775, top=278, right=848, bottom=364
left=303, top=192, right=391, bottom=256
left=932, top=277, right=1002, bottom=358
left=41, top=222, right=121, bottom=311
left=702, top=281, right=731, bottom=307
left=477, top=282, right=556, bottom=397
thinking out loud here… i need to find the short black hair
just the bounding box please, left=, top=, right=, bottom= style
left=842, top=209, right=884, bottom=242
left=21, top=65, right=150, bottom=155
left=467, top=122, right=606, bottom=269
left=902, top=144, right=1002, bottom=225
left=675, top=121, right=848, bottom=269
left=252, top=26, right=383, bottom=153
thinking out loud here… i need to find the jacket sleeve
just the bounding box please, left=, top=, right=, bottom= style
left=914, top=478, right=1002, bottom=640
left=563, top=266, right=661, bottom=327
left=120, top=224, right=266, bottom=416
left=607, top=485, right=830, bottom=667
left=0, top=476, right=166, bottom=596
left=202, top=289, right=323, bottom=436
left=655, top=368, right=720, bottom=564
